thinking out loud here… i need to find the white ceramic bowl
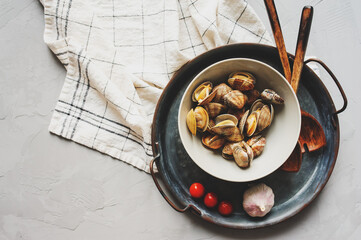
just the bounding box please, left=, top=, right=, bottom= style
left=178, top=58, right=301, bottom=182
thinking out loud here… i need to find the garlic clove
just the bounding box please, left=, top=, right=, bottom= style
left=242, top=183, right=274, bottom=217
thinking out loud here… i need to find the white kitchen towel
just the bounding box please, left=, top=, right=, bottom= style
left=42, top=0, right=272, bottom=172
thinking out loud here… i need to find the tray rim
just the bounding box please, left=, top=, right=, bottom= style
left=150, top=43, right=340, bottom=229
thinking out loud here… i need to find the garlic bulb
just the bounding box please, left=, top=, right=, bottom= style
left=242, top=183, right=274, bottom=217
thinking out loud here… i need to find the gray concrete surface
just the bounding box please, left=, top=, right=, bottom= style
left=0, top=0, right=360, bottom=239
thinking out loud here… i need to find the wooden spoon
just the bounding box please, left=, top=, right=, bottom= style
left=290, top=6, right=314, bottom=93
left=264, top=2, right=326, bottom=172
left=299, top=110, right=326, bottom=153
left=290, top=6, right=326, bottom=153
left=264, top=0, right=292, bottom=83
left=281, top=6, right=326, bottom=172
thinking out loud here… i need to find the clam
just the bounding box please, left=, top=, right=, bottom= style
left=260, top=89, right=284, bottom=104
left=211, top=114, right=238, bottom=136
left=222, top=142, right=237, bottom=159
left=215, top=113, right=238, bottom=126
left=186, top=106, right=209, bottom=136
left=250, top=99, right=266, bottom=111
left=192, top=81, right=216, bottom=105
left=238, top=109, right=249, bottom=138
left=202, top=133, right=226, bottom=150
left=233, top=141, right=254, bottom=168
left=224, top=90, right=248, bottom=109
left=194, top=106, right=209, bottom=132
left=211, top=122, right=236, bottom=137
left=257, top=104, right=272, bottom=132
left=225, top=127, right=244, bottom=142
left=247, top=135, right=266, bottom=157
left=245, top=110, right=259, bottom=137
left=211, top=83, right=232, bottom=103
left=204, top=102, right=227, bottom=118
left=186, top=109, right=197, bottom=136
left=228, top=72, right=256, bottom=91
left=251, top=99, right=274, bottom=133
left=242, top=100, right=274, bottom=137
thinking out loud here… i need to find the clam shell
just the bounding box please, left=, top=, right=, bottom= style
left=211, top=124, right=236, bottom=137
left=212, top=83, right=232, bottom=103
left=186, top=108, right=196, bottom=136
left=247, top=135, right=266, bottom=157
left=199, top=90, right=216, bottom=105
left=194, top=106, right=209, bottom=132
left=225, top=127, right=244, bottom=142
left=245, top=110, right=259, bottom=137
left=247, top=134, right=262, bottom=146
left=211, top=114, right=238, bottom=136
left=260, top=89, right=284, bottom=104
left=257, top=105, right=273, bottom=132
left=238, top=109, right=249, bottom=136
left=202, top=133, right=226, bottom=150
left=204, top=102, right=227, bottom=118
left=244, top=141, right=254, bottom=163
left=233, top=144, right=249, bottom=168
left=215, top=114, right=238, bottom=126
left=192, top=81, right=216, bottom=105
left=224, top=90, right=248, bottom=109
left=248, top=99, right=274, bottom=135
left=250, top=99, right=265, bottom=112
left=228, top=72, right=256, bottom=91
left=222, top=142, right=237, bottom=159
left=233, top=141, right=254, bottom=168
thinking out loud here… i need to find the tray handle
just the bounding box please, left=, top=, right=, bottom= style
left=304, top=58, right=348, bottom=116
left=150, top=144, right=201, bottom=215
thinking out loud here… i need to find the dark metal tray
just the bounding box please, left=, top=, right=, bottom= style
left=150, top=43, right=347, bottom=229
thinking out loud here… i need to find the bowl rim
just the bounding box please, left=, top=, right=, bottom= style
left=177, top=57, right=301, bottom=182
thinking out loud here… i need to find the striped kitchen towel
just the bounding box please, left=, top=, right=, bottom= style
left=41, top=0, right=272, bottom=172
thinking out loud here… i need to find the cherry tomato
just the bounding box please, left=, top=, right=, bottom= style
left=218, top=201, right=233, bottom=216
left=204, top=192, right=218, bottom=208
left=189, top=183, right=205, bottom=198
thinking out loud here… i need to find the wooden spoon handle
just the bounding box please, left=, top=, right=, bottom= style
left=264, top=0, right=292, bottom=83
left=291, top=6, right=314, bottom=93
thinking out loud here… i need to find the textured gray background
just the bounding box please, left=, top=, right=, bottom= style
left=0, top=0, right=360, bottom=239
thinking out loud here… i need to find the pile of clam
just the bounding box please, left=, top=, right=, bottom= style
left=186, top=72, right=284, bottom=169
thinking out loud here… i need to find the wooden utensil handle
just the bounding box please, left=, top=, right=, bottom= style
left=264, top=0, right=292, bottom=83
left=291, top=6, right=314, bottom=93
